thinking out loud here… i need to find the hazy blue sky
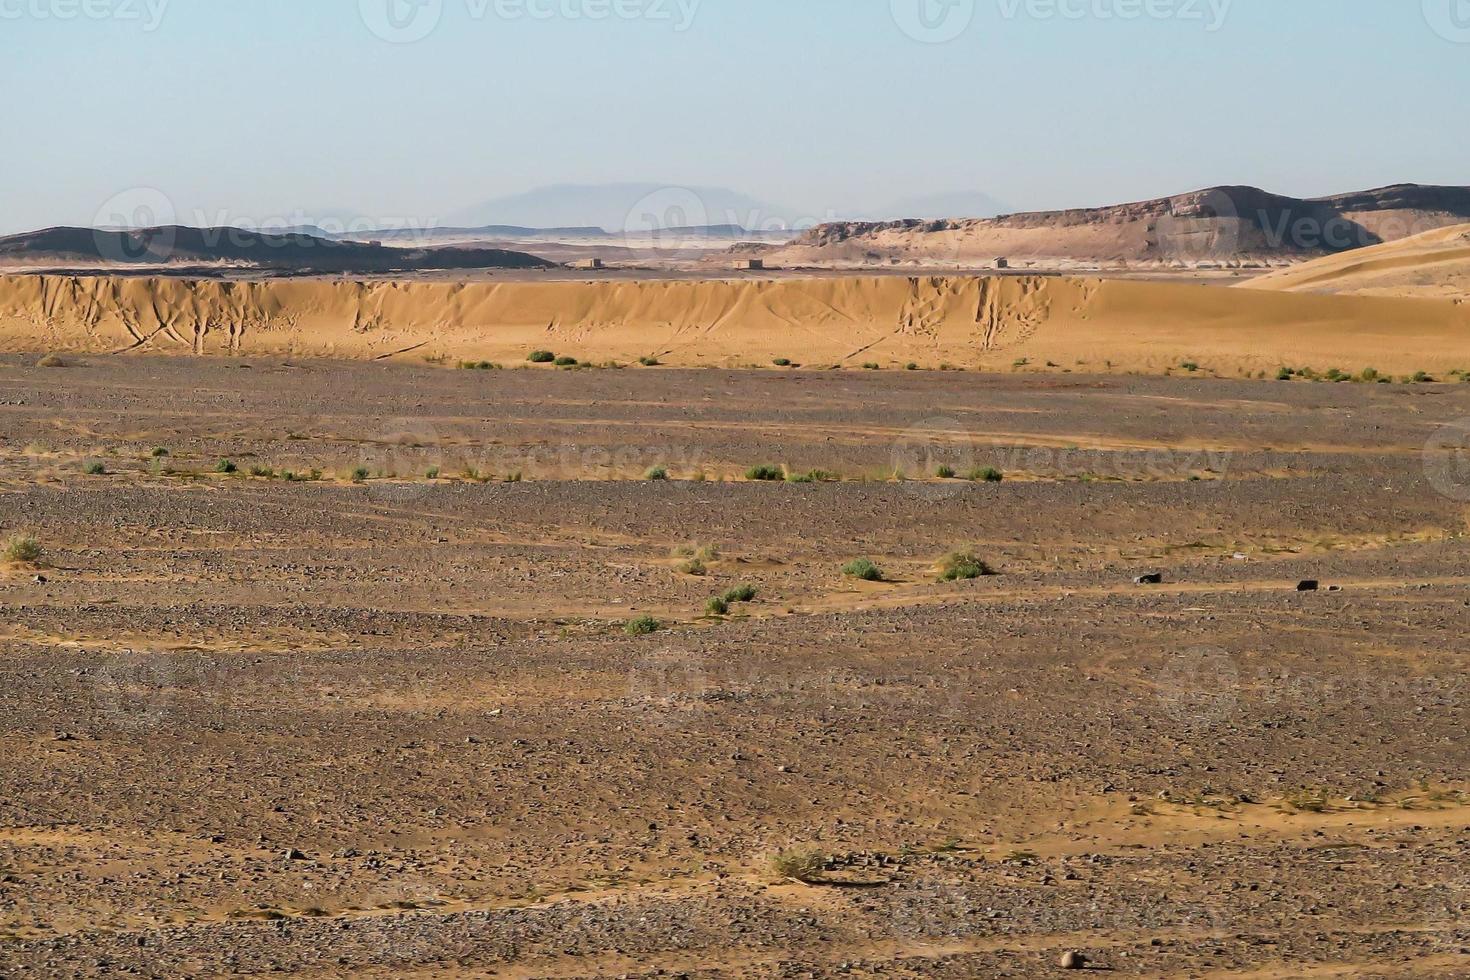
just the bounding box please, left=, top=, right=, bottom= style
left=3, top=0, right=1467, bottom=233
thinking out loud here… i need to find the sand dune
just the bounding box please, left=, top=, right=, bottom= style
left=2, top=272, right=1468, bottom=375
left=1243, top=222, right=1470, bottom=300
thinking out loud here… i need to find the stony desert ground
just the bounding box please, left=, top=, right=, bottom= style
left=0, top=354, right=1467, bottom=977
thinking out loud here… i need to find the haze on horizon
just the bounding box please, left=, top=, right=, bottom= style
left=2, top=0, right=1467, bottom=236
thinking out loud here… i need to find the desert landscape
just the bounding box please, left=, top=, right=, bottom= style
left=2, top=351, right=1469, bottom=977
left=4, top=207, right=1470, bottom=978
left=5, top=4, right=1469, bottom=977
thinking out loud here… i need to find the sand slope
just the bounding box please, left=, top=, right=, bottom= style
left=2, top=272, right=1468, bottom=375
left=1243, top=222, right=1470, bottom=300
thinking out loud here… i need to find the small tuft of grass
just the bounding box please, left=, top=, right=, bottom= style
left=83, top=461, right=106, bottom=476
left=426, top=467, right=441, bottom=480
left=705, top=596, right=729, bottom=616
left=968, top=467, right=1004, bottom=483
left=503, top=471, right=523, bottom=483
left=936, top=464, right=956, bottom=479
left=624, top=615, right=661, bottom=637
left=862, top=362, right=880, bottom=370
left=905, top=362, right=919, bottom=371
left=786, top=469, right=837, bottom=484
left=1276, top=366, right=1294, bottom=381
left=645, top=465, right=669, bottom=481
left=1181, top=361, right=1200, bottom=372
left=1359, top=367, right=1379, bottom=383
left=770, top=848, right=826, bottom=884
left=677, top=557, right=708, bottom=577
left=1284, top=788, right=1330, bottom=813
left=37, top=353, right=68, bottom=368
left=215, top=459, right=238, bottom=474
left=639, top=356, right=661, bottom=367
left=528, top=350, right=556, bottom=363
left=4, top=535, right=42, bottom=563
left=938, top=551, right=994, bottom=581
left=249, top=466, right=274, bottom=478
left=351, top=467, right=370, bottom=483
left=554, top=356, right=579, bottom=367
left=772, top=358, right=793, bottom=367
left=746, top=465, right=785, bottom=482
left=1412, top=370, right=1433, bottom=383
left=842, top=558, right=883, bottom=582
left=151, top=447, right=170, bottom=458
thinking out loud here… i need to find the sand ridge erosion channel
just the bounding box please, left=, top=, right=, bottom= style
left=2, top=270, right=1470, bottom=375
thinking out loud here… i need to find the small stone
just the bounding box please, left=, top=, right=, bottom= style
left=1296, top=580, right=1320, bottom=592
left=1060, top=950, right=1088, bottom=970
left=283, top=848, right=307, bottom=861
left=1134, top=573, right=1163, bottom=585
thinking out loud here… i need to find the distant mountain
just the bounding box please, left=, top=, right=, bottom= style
left=767, top=183, right=1470, bottom=267
left=0, top=226, right=554, bottom=273
left=443, top=183, right=800, bottom=234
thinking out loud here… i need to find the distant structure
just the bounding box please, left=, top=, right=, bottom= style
left=736, top=258, right=766, bottom=271
left=574, top=258, right=605, bottom=270
left=994, top=256, right=1009, bottom=270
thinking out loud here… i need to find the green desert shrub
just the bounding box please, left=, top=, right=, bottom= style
left=938, top=551, right=994, bottom=581
left=216, top=459, right=238, bottom=474
left=83, top=461, right=106, bottom=476
left=624, top=615, right=661, bottom=637
left=705, top=596, right=730, bottom=616
left=554, top=356, right=579, bottom=367
left=721, top=584, right=758, bottom=604
left=746, top=465, right=785, bottom=482
left=4, top=535, right=42, bottom=563
left=639, top=356, right=661, bottom=367
left=842, top=558, right=883, bottom=582
left=968, top=467, right=1004, bottom=483
left=527, top=350, right=556, bottom=363
left=645, top=466, right=669, bottom=481
left=936, top=464, right=956, bottom=479
left=772, top=358, right=793, bottom=367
